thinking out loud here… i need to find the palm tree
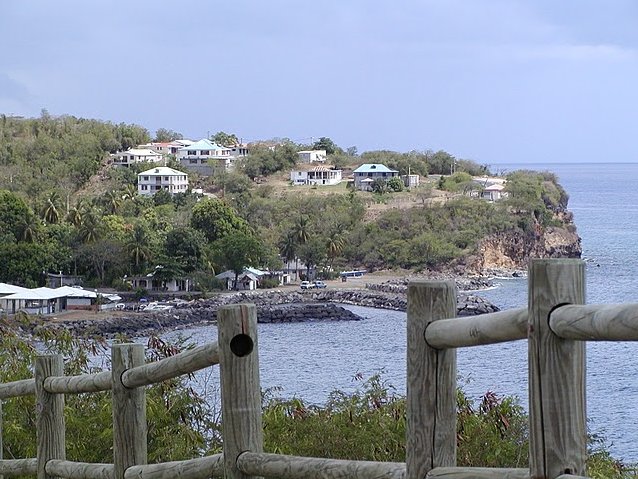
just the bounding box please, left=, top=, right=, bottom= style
left=126, top=223, right=152, bottom=272
left=78, top=210, right=101, bottom=243
left=293, top=216, right=310, bottom=244
left=66, top=198, right=89, bottom=227
left=279, top=232, right=298, bottom=280
left=19, top=215, right=40, bottom=242
left=102, top=190, right=122, bottom=215
left=326, top=230, right=346, bottom=270
left=41, top=191, right=61, bottom=224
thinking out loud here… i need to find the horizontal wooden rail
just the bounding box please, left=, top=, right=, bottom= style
left=45, top=370, right=112, bottom=394
left=124, top=453, right=224, bottom=479
left=0, top=378, right=35, bottom=399
left=46, top=459, right=114, bottom=479
left=0, top=458, right=38, bottom=476
left=550, top=303, right=638, bottom=341
left=237, top=451, right=406, bottom=479
left=425, top=307, right=527, bottom=349
left=426, top=467, right=528, bottom=478
left=122, top=342, right=220, bottom=389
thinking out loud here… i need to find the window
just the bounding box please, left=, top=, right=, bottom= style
left=143, top=176, right=149, bottom=181
left=187, top=150, right=196, bottom=155
left=164, top=177, right=169, bottom=181
left=200, top=150, right=209, bottom=155
left=189, top=159, right=197, bottom=164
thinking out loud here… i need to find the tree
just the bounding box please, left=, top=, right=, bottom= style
left=164, top=227, right=206, bottom=273
left=279, top=232, right=298, bottom=280
left=154, top=128, right=183, bottom=142
left=41, top=191, right=62, bottom=224
left=101, top=190, right=122, bottom=215
left=298, top=237, right=326, bottom=280
left=211, top=131, right=239, bottom=147
left=325, top=230, right=345, bottom=270
left=125, top=223, right=153, bottom=272
left=212, top=231, right=263, bottom=289
left=386, top=177, right=405, bottom=192
left=371, top=178, right=388, bottom=194
left=0, top=190, right=34, bottom=241
left=312, top=137, right=342, bottom=155
left=191, top=198, right=251, bottom=243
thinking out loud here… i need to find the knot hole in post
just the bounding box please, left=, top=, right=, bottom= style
left=230, top=334, right=254, bottom=357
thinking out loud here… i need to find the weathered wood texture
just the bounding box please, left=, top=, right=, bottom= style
left=35, top=355, right=66, bottom=479
left=112, top=344, right=147, bottom=479
left=236, top=452, right=406, bottom=479
left=426, top=467, right=529, bottom=478
left=554, top=475, right=590, bottom=479
left=124, top=453, right=224, bottom=479
left=44, top=370, right=112, bottom=394
left=528, top=259, right=587, bottom=479
left=122, top=342, right=219, bottom=389
left=0, top=459, right=38, bottom=476
left=0, top=378, right=35, bottom=399
left=550, top=303, right=638, bottom=341
left=407, top=281, right=457, bottom=479
left=218, top=304, right=263, bottom=479
left=45, top=460, right=114, bottom=479
left=425, top=307, right=527, bottom=349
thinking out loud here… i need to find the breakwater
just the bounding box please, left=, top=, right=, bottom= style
left=26, top=288, right=499, bottom=338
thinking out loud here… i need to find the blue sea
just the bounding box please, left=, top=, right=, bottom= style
left=165, top=163, right=638, bottom=463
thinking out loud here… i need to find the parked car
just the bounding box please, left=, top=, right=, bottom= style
left=300, top=281, right=312, bottom=289
left=313, top=281, right=327, bottom=289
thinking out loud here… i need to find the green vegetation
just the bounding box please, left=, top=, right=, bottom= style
left=0, top=327, right=630, bottom=477
left=0, top=114, right=575, bottom=288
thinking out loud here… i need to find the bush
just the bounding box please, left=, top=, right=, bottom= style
left=258, top=277, right=280, bottom=289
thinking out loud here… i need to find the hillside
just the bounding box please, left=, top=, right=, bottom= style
left=0, top=114, right=580, bottom=288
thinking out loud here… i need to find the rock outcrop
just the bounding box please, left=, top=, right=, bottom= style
left=470, top=212, right=581, bottom=272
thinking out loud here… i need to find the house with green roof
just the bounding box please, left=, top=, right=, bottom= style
left=178, top=138, right=236, bottom=175
left=353, top=164, right=399, bottom=191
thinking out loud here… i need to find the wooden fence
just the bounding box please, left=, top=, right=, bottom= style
left=0, top=258, right=631, bottom=478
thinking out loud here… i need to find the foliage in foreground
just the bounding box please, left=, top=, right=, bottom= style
left=263, top=374, right=635, bottom=478
left=0, top=326, right=631, bottom=478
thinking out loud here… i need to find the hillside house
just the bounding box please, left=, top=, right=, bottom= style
left=290, top=165, right=342, bottom=186
left=482, top=183, right=507, bottom=201
left=138, top=140, right=193, bottom=156
left=353, top=164, right=399, bottom=191
left=111, top=148, right=163, bottom=167
left=178, top=139, right=236, bottom=175
left=137, top=167, right=189, bottom=196
left=298, top=150, right=327, bottom=163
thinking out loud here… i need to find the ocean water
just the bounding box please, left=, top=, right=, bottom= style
left=163, top=163, right=638, bottom=463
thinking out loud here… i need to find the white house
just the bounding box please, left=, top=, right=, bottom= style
left=290, top=165, right=342, bottom=186
left=482, top=183, right=507, bottom=201
left=137, top=167, right=189, bottom=196
left=111, top=148, right=163, bottom=167
left=353, top=164, right=399, bottom=191
left=178, top=139, right=236, bottom=175
left=298, top=150, right=327, bottom=163
left=138, top=140, right=193, bottom=157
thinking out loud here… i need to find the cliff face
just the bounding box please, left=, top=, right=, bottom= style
left=469, top=211, right=582, bottom=272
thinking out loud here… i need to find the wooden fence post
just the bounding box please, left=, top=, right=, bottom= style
left=218, top=304, right=263, bottom=479
left=528, top=259, right=587, bottom=479
left=35, top=355, right=65, bottom=479
left=407, top=281, right=457, bottom=479
left=112, top=344, right=147, bottom=479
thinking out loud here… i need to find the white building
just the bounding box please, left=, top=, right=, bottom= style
left=290, top=165, right=342, bottom=186
left=298, top=150, right=327, bottom=163
left=138, top=140, right=193, bottom=157
left=353, top=164, right=400, bottom=191
left=178, top=139, right=236, bottom=175
left=137, top=167, right=189, bottom=196
left=111, top=148, right=163, bottom=167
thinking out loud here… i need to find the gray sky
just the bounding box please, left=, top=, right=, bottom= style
left=1, top=1, right=636, bottom=164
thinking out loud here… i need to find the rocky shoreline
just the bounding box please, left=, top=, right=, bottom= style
left=27, top=286, right=501, bottom=339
